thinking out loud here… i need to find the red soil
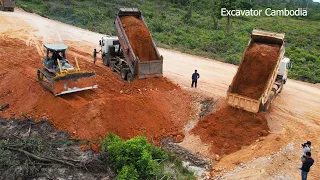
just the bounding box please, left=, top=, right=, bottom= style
left=0, top=38, right=191, bottom=144
left=120, top=16, right=157, bottom=62
left=192, top=107, right=269, bottom=155
left=231, top=43, right=281, bottom=99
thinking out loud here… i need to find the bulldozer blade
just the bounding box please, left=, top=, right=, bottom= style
left=52, top=72, right=98, bottom=96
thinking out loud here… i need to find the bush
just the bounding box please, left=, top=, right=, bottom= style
left=225, top=54, right=242, bottom=65
left=102, top=133, right=168, bottom=179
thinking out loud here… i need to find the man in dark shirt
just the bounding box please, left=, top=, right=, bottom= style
left=301, top=152, right=314, bottom=180
left=191, top=70, right=200, bottom=88
left=93, top=48, right=101, bottom=64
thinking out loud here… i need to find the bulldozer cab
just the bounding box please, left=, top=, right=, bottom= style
left=43, top=44, right=74, bottom=73
left=38, top=44, right=98, bottom=96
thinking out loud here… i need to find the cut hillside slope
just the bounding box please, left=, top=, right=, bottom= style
left=0, top=37, right=191, bottom=144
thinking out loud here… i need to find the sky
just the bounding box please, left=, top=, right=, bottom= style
left=313, top=0, right=320, bottom=2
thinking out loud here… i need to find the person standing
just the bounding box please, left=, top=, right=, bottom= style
left=301, top=152, right=314, bottom=180
left=93, top=48, right=101, bottom=64
left=301, top=141, right=312, bottom=161
left=191, top=70, right=200, bottom=88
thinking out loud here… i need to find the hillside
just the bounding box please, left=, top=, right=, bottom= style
left=16, top=0, right=320, bottom=83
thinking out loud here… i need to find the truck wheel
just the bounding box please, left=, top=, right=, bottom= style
left=121, top=69, right=128, bottom=80
left=127, top=73, right=133, bottom=83
left=102, top=56, right=110, bottom=66
left=110, top=62, right=116, bottom=72
left=279, top=83, right=284, bottom=93
left=261, top=91, right=274, bottom=112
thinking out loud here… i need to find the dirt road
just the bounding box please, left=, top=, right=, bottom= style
left=1, top=9, right=320, bottom=179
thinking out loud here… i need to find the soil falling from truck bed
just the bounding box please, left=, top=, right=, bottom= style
left=120, top=16, right=158, bottom=62
left=231, top=43, right=281, bottom=99
left=192, top=107, right=269, bottom=155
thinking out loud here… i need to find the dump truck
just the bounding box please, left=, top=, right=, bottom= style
left=38, top=44, right=98, bottom=96
left=99, top=8, right=163, bottom=82
left=227, top=29, right=291, bottom=113
left=0, top=0, right=15, bottom=11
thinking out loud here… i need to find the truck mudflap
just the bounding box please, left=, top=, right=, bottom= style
left=227, top=93, right=260, bottom=113
left=138, top=59, right=163, bottom=79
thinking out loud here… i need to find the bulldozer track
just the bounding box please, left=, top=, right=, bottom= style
left=37, top=68, right=54, bottom=94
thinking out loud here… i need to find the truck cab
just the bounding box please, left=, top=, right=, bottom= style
left=277, top=57, right=291, bottom=84
left=100, top=36, right=120, bottom=55
left=99, top=36, right=122, bottom=66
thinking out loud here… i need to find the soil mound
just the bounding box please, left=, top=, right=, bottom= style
left=120, top=16, right=157, bottom=62
left=192, top=107, right=269, bottom=155
left=0, top=38, right=191, bottom=144
left=231, top=43, right=281, bottom=99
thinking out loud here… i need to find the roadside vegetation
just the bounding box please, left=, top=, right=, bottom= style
left=102, top=133, right=195, bottom=180
left=15, top=0, right=320, bottom=83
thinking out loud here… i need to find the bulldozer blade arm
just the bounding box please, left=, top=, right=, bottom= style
left=52, top=72, right=98, bottom=96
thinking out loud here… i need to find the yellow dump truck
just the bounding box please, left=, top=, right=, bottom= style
left=227, top=30, right=291, bottom=113
left=0, top=0, right=15, bottom=11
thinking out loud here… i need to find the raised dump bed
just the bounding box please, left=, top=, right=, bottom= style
left=114, top=7, right=163, bottom=80
left=227, top=29, right=285, bottom=113
left=0, top=0, right=15, bottom=11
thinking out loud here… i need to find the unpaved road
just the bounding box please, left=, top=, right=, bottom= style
left=1, top=9, right=320, bottom=179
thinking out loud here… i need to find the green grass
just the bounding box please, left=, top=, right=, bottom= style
left=15, top=0, right=320, bottom=83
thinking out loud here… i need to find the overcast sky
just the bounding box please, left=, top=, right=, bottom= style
left=313, top=0, right=320, bottom=2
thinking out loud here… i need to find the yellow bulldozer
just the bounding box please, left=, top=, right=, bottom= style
left=37, top=44, right=98, bottom=96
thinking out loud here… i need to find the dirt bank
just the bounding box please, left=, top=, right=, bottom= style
left=231, top=43, right=281, bottom=99
left=0, top=38, right=191, bottom=144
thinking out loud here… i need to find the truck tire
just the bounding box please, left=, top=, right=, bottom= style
left=110, top=61, right=116, bottom=72
left=102, top=54, right=111, bottom=66
left=261, top=91, right=275, bottom=112
left=127, top=73, right=133, bottom=83
left=121, top=68, right=128, bottom=80
left=279, top=83, right=284, bottom=93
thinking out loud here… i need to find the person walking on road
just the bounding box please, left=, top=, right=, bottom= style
left=191, top=70, right=200, bottom=88
left=93, top=48, right=101, bottom=64
left=300, top=151, right=314, bottom=180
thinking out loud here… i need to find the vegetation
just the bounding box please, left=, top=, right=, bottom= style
left=16, top=0, right=320, bottom=83
left=102, top=133, right=195, bottom=180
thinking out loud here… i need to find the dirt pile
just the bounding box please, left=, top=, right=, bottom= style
left=231, top=43, right=281, bottom=99
left=192, top=107, right=269, bottom=155
left=0, top=38, right=191, bottom=144
left=120, top=16, right=157, bottom=62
